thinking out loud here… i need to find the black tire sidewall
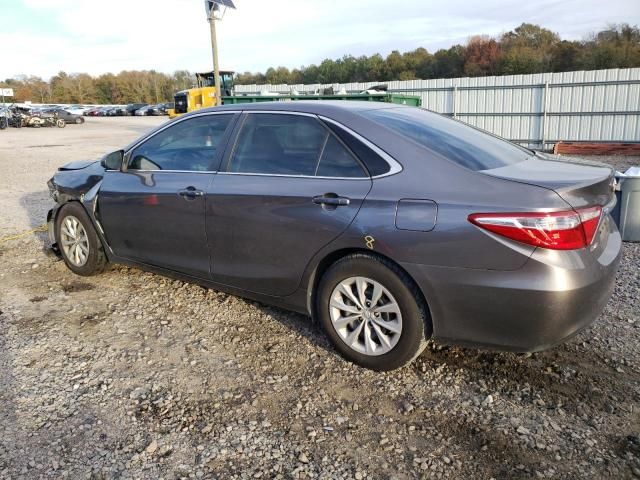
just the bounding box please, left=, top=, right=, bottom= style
left=316, top=255, right=428, bottom=371
left=55, top=203, right=105, bottom=276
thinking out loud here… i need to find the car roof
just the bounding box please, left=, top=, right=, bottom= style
left=192, top=100, right=402, bottom=117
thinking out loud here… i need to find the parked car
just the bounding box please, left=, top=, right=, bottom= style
left=145, top=104, right=168, bottom=116
left=43, top=108, right=85, bottom=124
left=0, top=106, right=9, bottom=129
left=86, top=106, right=109, bottom=116
left=126, top=103, right=148, bottom=116
left=72, top=106, right=93, bottom=115
left=46, top=102, right=621, bottom=371
left=134, top=105, right=153, bottom=116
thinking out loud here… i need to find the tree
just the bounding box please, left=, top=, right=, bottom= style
left=384, top=50, right=408, bottom=80
left=433, top=45, right=465, bottom=78
left=69, top=74, right=97, bottom=103
left=464, top=36, right=501, bottom=76
left=95, top=73, right=117, bottom=103
left=500, top=23, right=560, bottom=74
left=30, top=76, right=52, bottom=103
left=173, top=70, right=195, bottom=91
left=579, top=24, right=640, bottom=69
left=550, top=40, right=582, bottom=72
left=50, top=72, right=73, bottom=103
left=404, top=48, right=434, bottom=80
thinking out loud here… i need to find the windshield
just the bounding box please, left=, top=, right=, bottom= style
left=360, top=107, right=532, bottom=171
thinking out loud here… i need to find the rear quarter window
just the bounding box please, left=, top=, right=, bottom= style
left=360, top=107, right=532, bottom=171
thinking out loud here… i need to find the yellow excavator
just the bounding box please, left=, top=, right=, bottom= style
left=167, top=71, right=234, bottom=119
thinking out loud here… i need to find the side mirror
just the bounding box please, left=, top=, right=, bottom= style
left=101, top=150, right=124, bottom=170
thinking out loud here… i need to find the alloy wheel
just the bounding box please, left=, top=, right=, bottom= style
left=60, top=215, right=90, bottom=267
left=329, top=276, right=403, bottom=356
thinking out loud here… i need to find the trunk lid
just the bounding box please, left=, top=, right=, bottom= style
left=482, top=154, right=616, bottom=209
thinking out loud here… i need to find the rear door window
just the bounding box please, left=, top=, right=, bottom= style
left=228, top=113, right=325, bottom=175
left=316, top=135, right=367, bottom=178
left=361, top=107, right=532, bottom=171
left=227, top=113, right=367, bottom=177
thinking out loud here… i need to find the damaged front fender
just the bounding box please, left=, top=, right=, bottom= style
left=46, top=160, right=108, bottom=257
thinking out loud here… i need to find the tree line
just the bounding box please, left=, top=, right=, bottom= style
left=235, top=23, right=640, bottom=84
left=2, top=23, right=638, bottom=104
left=1, top=70, right=194, bottom=105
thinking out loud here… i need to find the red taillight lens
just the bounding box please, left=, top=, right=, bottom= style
left=468, top=206, right=602, bottom=250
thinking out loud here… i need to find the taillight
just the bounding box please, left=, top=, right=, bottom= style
left=468, top=206, right=602, bottom=250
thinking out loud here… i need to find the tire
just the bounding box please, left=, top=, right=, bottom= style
left=55, top=202, right=107, bottom=276
left=316, top=253, right=431, bottom=371
left=75, top=117, right=84, bottom=124
left=57, top=119, right=66, bottom=128
left=0, top=117, right=7, bottom=130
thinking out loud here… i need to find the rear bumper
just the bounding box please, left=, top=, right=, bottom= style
left=402, top=217, right=622, bottom=352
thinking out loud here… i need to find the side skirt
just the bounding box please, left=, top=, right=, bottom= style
left=106, top=254, right=311, bottom=317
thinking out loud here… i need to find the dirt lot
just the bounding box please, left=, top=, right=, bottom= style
left=0, top=118, right=639, bottom=479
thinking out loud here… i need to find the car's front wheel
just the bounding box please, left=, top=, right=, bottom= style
left=55, top=202, right=107, bottom=276
left=316, top=254, right=431, bottom=371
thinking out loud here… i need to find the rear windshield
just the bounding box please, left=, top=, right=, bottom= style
left=360, top=107, right=531, bottom=171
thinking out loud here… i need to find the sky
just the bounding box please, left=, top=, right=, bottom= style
left=0, top=0, right=639, bottom=80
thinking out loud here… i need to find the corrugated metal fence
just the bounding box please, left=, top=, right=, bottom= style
left=235, top=68, right=640, bottom=149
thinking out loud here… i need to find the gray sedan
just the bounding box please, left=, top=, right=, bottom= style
left=46, top=101, right=621, bottom=370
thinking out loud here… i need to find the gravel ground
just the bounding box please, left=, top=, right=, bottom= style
left=0, top=120, right=639, bottom=479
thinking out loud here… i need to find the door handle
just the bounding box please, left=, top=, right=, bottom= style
left=312, top=194, right=350, bottom=207
left=178, top=186, right=204, bottom=199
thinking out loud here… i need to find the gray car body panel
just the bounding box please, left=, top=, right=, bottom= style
left=47, top=101, right=622, bottom=353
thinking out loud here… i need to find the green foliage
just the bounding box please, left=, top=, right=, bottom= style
left=578, top=24, right=640, bottom=69
left=1, top=70, right=195, bottom=104
left=234, top=23, right=640, bottom=85
left=2, top=23, right=639, bottom=103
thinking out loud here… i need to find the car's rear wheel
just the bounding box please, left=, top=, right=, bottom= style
left=56, top=202, right=107, bottom=276
left=75, top=117, right=83, bottom=124
left=316, top=253, right=430, bottom=371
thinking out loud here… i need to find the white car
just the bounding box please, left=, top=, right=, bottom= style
left=134, top=106, right=151, bottom=116
left=66, top=106, right=92, bottom=116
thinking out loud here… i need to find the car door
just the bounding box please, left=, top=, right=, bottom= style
left=208, top=112, right=373, bottom=296
left=98, top=112, right=237, bottom=277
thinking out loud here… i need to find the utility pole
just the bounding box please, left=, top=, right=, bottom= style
left=205, top=0, right=235, bottom=106
left=208, top=15, right=222, bottom=106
